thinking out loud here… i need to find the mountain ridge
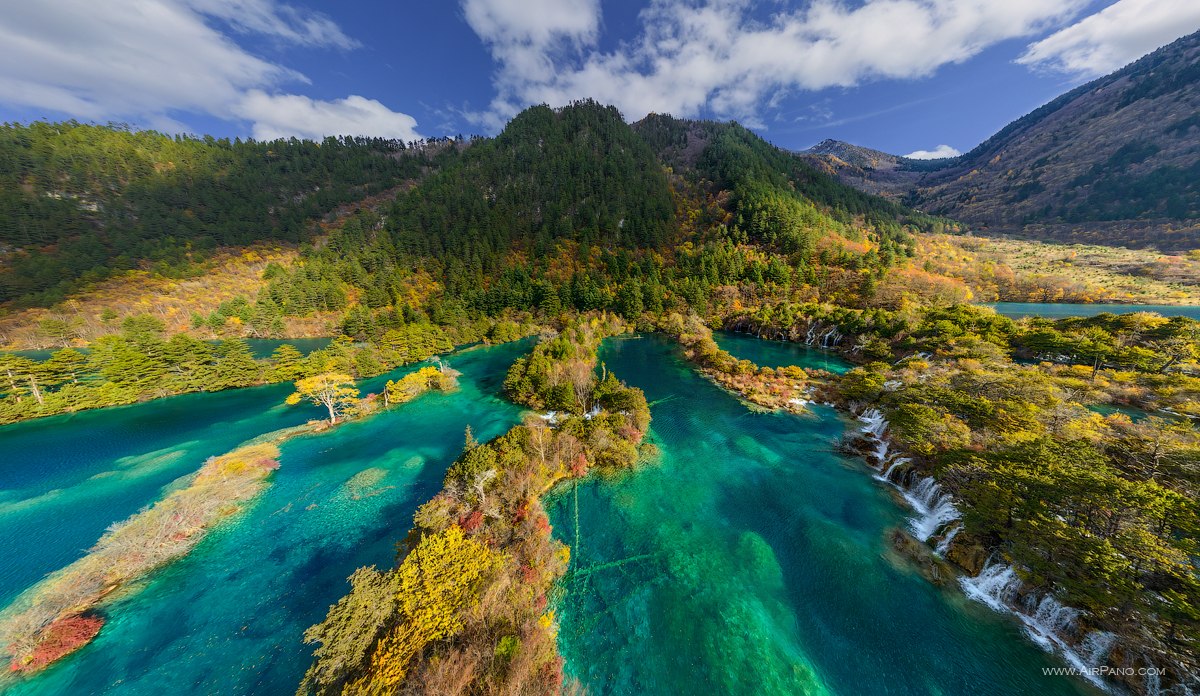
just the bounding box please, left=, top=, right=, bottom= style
left=803, top=30, right=1200, bottom=249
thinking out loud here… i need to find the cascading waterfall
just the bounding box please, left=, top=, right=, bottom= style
left=960, top=560, right=1023, bottom=612
left=934, top=524, right=960, bottom=555
left=859, top=408, right=888, bottom=440
left=1025, top=595, right=1080, bottom=648
left=856, top=409, right=1149, bottom=694
left=961, top=560, right=1121, bottom=691
left=902, top=476, right=963, bottom=542
left=1080, top=631, right=1118, bottom=667
left=856, top=409, right=961, bottom=544
left=872, top=439, right=890, bottom=466
left=878, top=458, right=907, bottom=483
left=850, top=408, right=1141, bottom=692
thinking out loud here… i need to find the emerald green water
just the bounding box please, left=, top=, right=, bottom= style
left=546, top=335, right=1095, bottom=696
left=714, top=331, right=852, bottom=373
left=0, top=339, right=530, bottom=694
left=988, top=302, right=1200, bottom=320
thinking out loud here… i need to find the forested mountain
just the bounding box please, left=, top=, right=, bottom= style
left=253, top=100, right=953, bottom=343
left=0, top=122, right=454, bottom=305
left=804, top=30, right=1200, bottom=249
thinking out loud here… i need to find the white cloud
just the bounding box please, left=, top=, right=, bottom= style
left=461, top=0, right=1090, bottom=129
left=237, top=91, right=422, bottom=141
left=904, top=144, right=961, bottom=159
left=0, top=0, right=420, bottom=140
left=1018, top=0, right=1200, bottom=77
left=184, top=0, right=361, bottom=50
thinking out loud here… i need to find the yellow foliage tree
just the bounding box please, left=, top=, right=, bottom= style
left=383, top=366, right=458, bottom=406
left=349, top=525, right=502, bottom=693
left=285, top=373, right=359, bottom=424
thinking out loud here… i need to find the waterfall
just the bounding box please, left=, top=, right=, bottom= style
left=1079, top=631, right=1117, bottom=667
left=1145, top=667, right=1161, bottom=696
left=960, top=560, right=1022, bottom=612
left=872, top=439, right=890, bottom=467
left=961, top=561, right=1121, bottom=691
left=1028, top=595, right=1080, bottom=644
left=805, top=324, right=818, bottom=345
left=902, top=476, right=962, bottom=542
left=878, top=458, right=907, bottom=483
left=935, top=524, right=961, bottom=555
left=859, top=409, right=887, bottom=438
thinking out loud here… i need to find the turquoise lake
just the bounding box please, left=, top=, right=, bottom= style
left=988, top=302, right=1200, bottom=320
left=546, top=335, right=1095, bottom=696
left=0, top=333, right=1100, bottom=694
left=0, top=339, right=530, bottom=694
left=714, top=330, right=853, bottom=373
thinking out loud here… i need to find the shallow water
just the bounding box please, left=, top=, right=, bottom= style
left=0, top=339, right=531, bottom=694
left=714, top=331, right=853, bottom=373
left=546, top=335, right=1096, bottom=696
left=988, top=302, right=1200, bottom=320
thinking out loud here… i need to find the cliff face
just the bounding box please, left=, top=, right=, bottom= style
left=804, top=31, right=1200, bottom=249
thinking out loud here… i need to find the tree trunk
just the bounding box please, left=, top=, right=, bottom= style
left=29, top=377, right=44, bottom=406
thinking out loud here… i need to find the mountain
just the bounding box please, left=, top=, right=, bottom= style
left=799, top=139, right=924, bottom=200
left=0, top=123, right=455, bottom=306
left=804, top=30, right=1200, bottom=250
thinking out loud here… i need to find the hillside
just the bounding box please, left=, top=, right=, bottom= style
left=2, top=103, right=948, bottom=349
left=804, top=30, right=1200, bottom=250
left=0, top=122, right=458, bottom=307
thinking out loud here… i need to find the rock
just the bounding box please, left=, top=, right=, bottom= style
left=945, top=534, right=988, bottom=576
left=887, top=528, right=957, bottom=587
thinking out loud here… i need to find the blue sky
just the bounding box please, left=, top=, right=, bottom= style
left=2, top=0, right=1198, bottom=157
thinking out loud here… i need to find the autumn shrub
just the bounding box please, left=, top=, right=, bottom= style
left=9, top=613, right=104, bottom=674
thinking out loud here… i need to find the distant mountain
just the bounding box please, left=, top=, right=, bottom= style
left=799, top=140, right=924, bottom=200
left=804, top=30, right=1200, bottom=250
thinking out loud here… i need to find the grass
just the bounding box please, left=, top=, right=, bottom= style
left=915, top=234, right=1200, bottom=304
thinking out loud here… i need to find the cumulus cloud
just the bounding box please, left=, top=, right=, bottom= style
left=0, top=0, right=420, bottom=139
left=238, top=91, right=421, bottom=141
left=904, top=144, right=961, bottom=159
left=461, top=0, right=1089, bottom=129
left=1018, top=0, right=1200, bottom=77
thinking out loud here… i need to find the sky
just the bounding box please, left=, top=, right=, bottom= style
left=1, top=0, right=1198, bottom=158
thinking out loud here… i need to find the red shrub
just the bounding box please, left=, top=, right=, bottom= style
left=569, top=453, right=589, bottom=477
left=12, top=613, right=104, bottom=673
left=521, top=564, right=539, bottom=583
left=459, top=509, right=484, bottom=533
left=535, top=514, right=551, bottom=535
